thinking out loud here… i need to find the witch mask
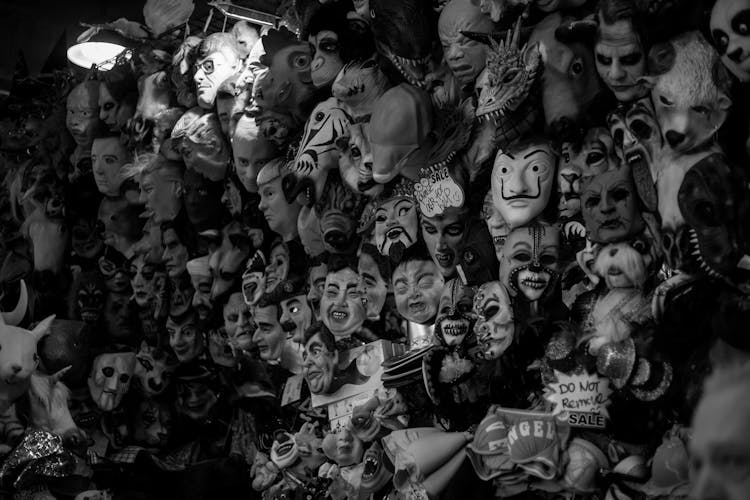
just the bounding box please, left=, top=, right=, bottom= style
left=473, top=281, right=514, bottom=360
left=499, top=222, right=561, bottom=303
left=491, top=137, right=558, bottom=229
left=581, top=165, right=645, bottom=244
left=434, top=279, right=476, bottom=348
left=88, top=351, right=136, bottom=412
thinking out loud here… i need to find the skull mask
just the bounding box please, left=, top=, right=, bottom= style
left=473, top=281, right=514, bottom=360
left=88, top=352, right=136, bottom=412
left=434, top=279, right=476, bottom=348
left=499, top=223, right=561, bottom=303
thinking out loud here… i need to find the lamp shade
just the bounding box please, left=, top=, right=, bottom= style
left=67, top=41, right=126, bottom=71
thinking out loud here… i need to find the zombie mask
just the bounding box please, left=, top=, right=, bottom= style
left=641, top=32, right=732, bottom=154
left=280, top=294, right=313, bottom=344
left=434, top=279, right=476, bottom=348
left=193, top=34, right=242, bottom=109
left=88, top=351, right=136, bottom=412
left=438, top=0, right=494, bottom=87
left=187, top=256, right=213, bottom=320
left=132, top=397, right=173, bottom=449
left=242, top=251, right=267, bottom=306
left=182, top=168, right=224, bottom=232
left=607, top=98, right=662, bottom=170
left=134, top=341, right=177, bottom=397
left=499, top=223, right=561, bottom=302
left=581, top=166, right=645, bottom=244
left=66, top=80, right=102, bottom=149
left=491, top=138, right=557, bottom=229
left=309, top=30, right=343, bottom=88
left=175, top=367, right=218, bottom=420
left=420, top=208, right=467, bottom=279
left=322, top=426, right=365, bottom=467
left=595, top=13, right=648, bottom=102
left=98, top=197, right=143, bottom=260
left=303, top=325, right=339, bottom=394
left=129, top=254, right=159, bottom=308
left=473, top=281, right=514, bottom=360
left=91, top=136, right=130, bottom=198
left=392, top=256, right=445, bottom=325
left=336, top=122, right=382, bottom=198
left=223, top=292, right=255, bottom=354
left=232, top=115, right=278, bottom=193
left=321, top=266, right=367, bottom=338
left=138, top=156, right=184, bottom=224
left=169, top=273, right=195, bottom=318
left=678, top=153, right=750, bottom=287
left=711, top=0, right=750, bottom=82
left=209, top=220, right=253, bottom=300
left=258, top=160, right=302, bottom=241
left=167, top=313, right=204, bottom=363
left=374, top=189, right=420, bottom=262
left=72, top=270, right=105, bottom=324
left=253, top=303, right=286, bottom=361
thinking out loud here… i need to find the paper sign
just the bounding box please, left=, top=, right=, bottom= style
left=281, top=374, right=304, bottom=406
left=543, top=370, right=612, bottom=429
left=414, top=165, right=465, bottom=217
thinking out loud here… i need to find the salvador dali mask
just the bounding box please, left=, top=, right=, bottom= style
left=434, top=278, right=476, bottom=348
left=491, top=140, right=557, bottom=229
left=499, top=223, right=561, bottom=303
left=321, top=267, right=367, bottom=338
left=88, top=352, right=136, bottom=412
left=473, top=280, right=514, bottom=360
left=711, top=0, right=750, bottom=82
left=374, top=193, right=420, bottom=261
left=581, top=166, right=645, bottom=244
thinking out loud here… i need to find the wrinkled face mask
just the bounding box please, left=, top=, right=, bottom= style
left=321, top=267, right=367, bottom=338
left=374, top=196, right=419, bottom=261
left=309, top=30, right=343, bottom=88
left=500, top=224, right=561, bottom=302
left=608, top=98, right=662, bottom=173
left=392, top=259, right=445, bottom=325
left=473, top=281, right=514, bottom=360
left=435, top=278, right=476, bottom=347
left=581, top=166, right=645, bottom=244
left=224, top=292, right=255, bottom=354
left=88, top=352, right=136, bottom=412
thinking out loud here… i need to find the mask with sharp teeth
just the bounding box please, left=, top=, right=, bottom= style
left=499, top=222, right=561, bottom=303
left=361, top=441, right=393, bottom=494
left=242, top=251, right=267, bottom=306
left=435, top=279, right=476, bottom=348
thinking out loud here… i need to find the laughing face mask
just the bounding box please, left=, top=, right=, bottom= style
left=491, top=139, right=558, bottom=229
left=473, top=281, right=514, bottom=360
left=581, top=166, right=645, bottom=244
left=88, top=352, right=136, bottom=412
left=321, top=267, right=367, bottom=339
left=499, top=223, right=561, bottom=303
left=434, top=279, right=476, bottom=348
left=392, top=258, right=445, bottom=325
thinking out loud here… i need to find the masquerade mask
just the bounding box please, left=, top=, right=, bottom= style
left=434, top=279, right=476, bottom=347
left=500, top=223, right=561, bottom=303
left=473, top=281, right=514, bottom=360
left=88, top=352, right=136, bottom=412
left=581, top=166, right=645, bottom=244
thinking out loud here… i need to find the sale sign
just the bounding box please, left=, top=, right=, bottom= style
left=543, top=370, right=612, bottom=429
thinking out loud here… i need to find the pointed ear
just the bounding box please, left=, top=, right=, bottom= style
left=335, top=135, right=350, bottom=153
left=139, top=339, right=150, bottom=353
left=523, top=42, right=541, bottom=67
left=30, top=315, right=56, bottom=341
left=637, top=76, right=656, bottom=90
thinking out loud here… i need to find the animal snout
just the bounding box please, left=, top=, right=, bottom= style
left=550, top=117, right=581, bottom=142
left=665, top=130, right=686, bottom=149
left=62, top=427, right=92, bottom=451
left=148, top=379, right=164, bottom=392
left=10, top=364, right=22, bottom=374
left=727, top=46, right=744, bottom=64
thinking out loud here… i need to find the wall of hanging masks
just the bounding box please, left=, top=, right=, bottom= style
left=0, top=0, right=749, bottom=498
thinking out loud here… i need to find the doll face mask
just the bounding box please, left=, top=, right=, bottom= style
left=321, top=267, right=367, bottom=338
left=421, top=209, right=466, bottom=278
left=473, top=281, right=514, bottom=360
left=167, top=314, right=204, bottom=363
left=88, top=352, right=136, bottom=412
left=711, top=0, right=750, bottom=82
left=66, top=81, right=101, bottom=148
left=435, top=279, right=476, bottom=347
left=595, top=16, right=648, bottom=102
left=500, top=224, right=561, bottom=302
left=303, top=330, right=338, bottom=394
left=438, top=0, right=493, bottom=87
left=581, top=166, right=645, bottom=243
left=309, top=30, right=343, bottom=88
left=491, top=142, right=556, bottom=229
left=253, top=304, right=285, bottom=361
left=374, top=196, right=419, bottom=260
left=280, top=295, right=313, bottom=344
left=194, top=47, right=240, bottom=109
left=92, top=137, right=128, bottom=197
left=392, top=259, right=445, bottom=325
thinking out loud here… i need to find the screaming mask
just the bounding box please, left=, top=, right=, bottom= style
left=473, top=281, right=514, bottom=360
left=434, top=278, right=476, bottom=348
left=491, top=138, right=558, bottom=229
left=242, top=251, right=267, bottom=306
left=499, top=222, right=561, bottom=303
left=374, top=182, right=420, bottom=262
left=320, top=266, right=367, bottom=339
left=607, top=98, right=662, bottom=179
left=88, top=351, right=136, bottom=412
left=711, top=0, right=750, bottom=82
left=581, top=165, right=645, bottom=244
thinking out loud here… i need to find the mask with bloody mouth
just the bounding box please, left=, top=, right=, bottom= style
left=499, top=222, right=561, bottom=303
left=434, top=279, right=476, bottom=348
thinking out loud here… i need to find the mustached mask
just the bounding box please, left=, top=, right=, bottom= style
left=500, top=222, right=561, bottom=303
left=373, top=179, right=419, bottom=263
left=434, top=279, right=477, bottom=348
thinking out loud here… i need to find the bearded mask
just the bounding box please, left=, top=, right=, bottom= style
left=678, top=153, right=750, bottom=288
left=473, top=281, right=514, bottom=360
left=374, top=182, right=419, bottom=262
left=499, top=223, right=561, bottom=303
left=491, top=139, right=557, bottom=229
left=581, top=166, right=645, bottom=244
left=434, top=279, right=476, bottom=348
left=88, top=352, right=136, bottom=412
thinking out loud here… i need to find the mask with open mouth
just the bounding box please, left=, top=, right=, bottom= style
left=435, top=279, right=476, bottom=348
left=361, top=441, right=393, bottom=493
left=500, top=222, right=561, bottom=303
left=473, top=280, right=514, bottom=360
left=242, top=251, right=267, bottom=306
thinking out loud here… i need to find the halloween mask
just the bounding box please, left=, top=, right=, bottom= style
left=678, top=153, right=750, bottom=287
left=175, top=111, right=230, bottom=182
left=307, top=262, right=328, bottom=320
left=642, top=32, right=732, bottom=153
left=374, top=191, right=420, bottom=261
left=421, top=208, right=467, bottom=279
left=253, top=304, right=286, bottom=361
left=223, top=292, right=255, bottom=354
left=303, top=326, right=339, bottom=394
left=318, top=173, right=363, bottom=254
left=232, top=115, right=278, bottom=193
left=499, top=223, right=561, bottom=302
left=581, top=166, right=645, bottom=244
left=332, top=59, right=391, bottom=122
left=358, top=247, right=389, bottom=321
left=215, top=77, right=251, bottom=139
left=134, top=341, right=177, bottom=397
left=175, top=369, right=218, bottom=421
left=321, top=267, right=367, bottom=338
left=187, top=256, right=213, bottom=320
left=473, top=281, right=514, bottom=359
left=711, top=0, right=750, bottom=82
left=309, top=30, right=343, bottom=88
left=167, top=313, right=204, bottom=363
left=595, top=13, right=648, bottom=102
left=491, top=138, right=557, bottom=229
left=169, top=273, right=195, bottom=318
left=129, top=254, right=159, bottom=308
left=72, top=270, right=105, bottom=324
left=71, top=214, right=104, bottom=260
left=88, top=351, right=136, bottom=412
left=104, top=291, right=137, bottom=341
left=258, top=160, right=302, bottom=241
left=232, top=20, right=259, bottom=59
left=280, top=294, right=313, bottom=344
left=161, top=226, right=190, bottom=278
left=98, top=197, right=143, bottom=260
left=194, top=34, right=242, bottom=109
left=139, top=156, right=184, bottom=224
left=209, top=220, right=253, bottom=300
left=435, top=279, right=476, bottom=348
left=91, top=136, right=129, bottom=197
left=182, top=168, right=224, bottom=232
left=482, top=191, right=511, bottom=263
left=98, top=74, right=137, bottom=133
left=392, top=257, right=445, bottom=324
left=242, top=251, right=267, bottom=306
left=438, top=0, right=493, bottom=87
left=66, top=80, right=102, bottom=149
left=323, top=426, right=365, bottom=467
left=132, top=397, right=173, bottom=449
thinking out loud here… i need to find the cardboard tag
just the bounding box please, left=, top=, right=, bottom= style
left=543, top=370, right=612, bottom=429
left=281, top=374, right=304, bottom=406
left=414, top=165, right=464, bottom=217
